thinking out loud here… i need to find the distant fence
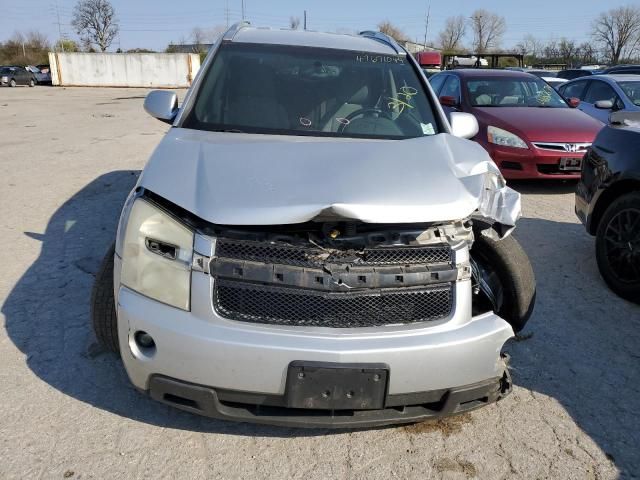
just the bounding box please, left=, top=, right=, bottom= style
left=48, top=52, right=201, bottom=88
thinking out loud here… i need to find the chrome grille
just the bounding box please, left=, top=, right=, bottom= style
left=532, top=142, right=591, bottom=153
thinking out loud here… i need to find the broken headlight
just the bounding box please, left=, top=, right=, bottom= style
left=119, top=198, right=194, bottom=310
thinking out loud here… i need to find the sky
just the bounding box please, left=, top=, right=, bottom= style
left=1, top=0, right=635, bottom=52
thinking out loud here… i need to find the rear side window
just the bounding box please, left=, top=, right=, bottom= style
left=183, top=43, right=442, bottom=139
left=428, top=74, right=447, bottom=94
left=440, top=76, right=461, bottom=102
left=560, top=80, right=588, bottom=100
left=583, top=81, right=618, bottom=104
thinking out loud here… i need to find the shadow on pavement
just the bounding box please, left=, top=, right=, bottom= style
left=510, top=215, right=640, bottom=477
left=508, top=179, right=579, bottom=196
left=2, top=172, right=640, bottom=467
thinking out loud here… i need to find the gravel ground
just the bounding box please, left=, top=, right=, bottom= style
left=1, top=86, right=638, bottom=480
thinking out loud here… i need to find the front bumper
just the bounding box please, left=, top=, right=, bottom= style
left=482, top=142, right=584, bottom=180
left=117, top=250, right=514, bottom=425
left=148, top=371, right=511, bottom=428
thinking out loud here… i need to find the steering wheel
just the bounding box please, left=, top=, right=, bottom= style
left=336, top=108, right=394, bottom=134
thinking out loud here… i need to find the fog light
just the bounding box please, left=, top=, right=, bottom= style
left=134, top=331, right=155, bottom=349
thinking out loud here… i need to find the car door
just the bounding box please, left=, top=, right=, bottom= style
left=15, top=67, right=29, bottom=85
left=579, top=80, right=624, bottom=123
left=438, top=75, right=462, bottom=119
left=558, top=79, right=589, bottom=102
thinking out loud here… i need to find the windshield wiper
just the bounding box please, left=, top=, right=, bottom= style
left=210, top=128, right=245, bottom=133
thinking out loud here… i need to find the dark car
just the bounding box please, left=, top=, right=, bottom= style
left=429, top=69, right=603, bottom=179
left=0, top=66, right=36, bottom=87
left=576, top=111, right=640, bottom=303
left=557, top=69, right=594, bottom=80
left=600, top=65, right=640, bottom=75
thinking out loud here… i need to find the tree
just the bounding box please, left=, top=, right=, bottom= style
left=438, top=15, right=466, bottom=53
left=469, top=9, right=506, bottom=53
left=378, top=21, right=408, bottom=42
left=290, top=17, right=301, bottom=30
left=55, top=38, right=80, bottom=52
left=558, top=37, right=579, bottom=66
left=515, top=34, right=543, bottom=60
left=591, top=5, right=640, bottom=64
left=71, top=0, right=119, bottom=52
left=0, top=31, right=50, bottom=65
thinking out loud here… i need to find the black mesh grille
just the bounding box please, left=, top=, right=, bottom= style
left=215, top=239, right=452, bottom=267
left=214, top=279, right=453, bottom=328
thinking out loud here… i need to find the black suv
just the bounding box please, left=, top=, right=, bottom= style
left=576, top=111, right=640, bottom=302
left=0, top=66, right=36, bottom=87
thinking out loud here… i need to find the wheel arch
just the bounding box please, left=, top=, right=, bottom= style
left=590, top=179, right=640, bottom=235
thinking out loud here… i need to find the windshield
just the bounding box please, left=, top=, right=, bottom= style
left=184, top=43, right=441, bottom=139
left=618, top=81, right=640, bottom=106
left=0, top=67, right=11, bottom=74
left=467, top=78, right=568, bottom=108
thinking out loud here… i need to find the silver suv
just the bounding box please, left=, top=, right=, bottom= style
left=92, top=24, right=535, bottom=428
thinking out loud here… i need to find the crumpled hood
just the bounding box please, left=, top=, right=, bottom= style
left=138, top=129, right=520, bottom=226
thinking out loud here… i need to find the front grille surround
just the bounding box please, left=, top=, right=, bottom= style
left=215, top=238, right=453, bottom=267
left=212, top=237, right=457, bottom=328
left=214, top=279, right=454, bottom=328
left=532, top=142, right=591, bottom=153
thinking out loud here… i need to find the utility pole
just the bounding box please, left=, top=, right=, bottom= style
left=423, top=3, right=431, bottom=49
left=55, top=0, right=65, bottom=52
left=303, top=10, right=307, bottom=30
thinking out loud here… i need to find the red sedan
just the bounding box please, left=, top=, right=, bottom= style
left=429, top=69, right=604, bottom=179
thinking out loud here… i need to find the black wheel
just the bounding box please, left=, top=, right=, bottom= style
left=9, top=79, right=16, bottom=87
left=29, top=79, right=35, bottom=87
left=91, top=244, right=119, bottom=352
left=596, top=192, right=640, bottom=304
left=471, top=233, right=536, bottom=332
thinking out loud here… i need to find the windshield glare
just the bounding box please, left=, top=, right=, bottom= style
left=467, top=78, right=568, bottom=108
left=618, top=81, right=640, bottom=106
left=184, top=44, right=440, bottom=139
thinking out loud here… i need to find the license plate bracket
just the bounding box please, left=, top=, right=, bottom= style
left=285, top=362, right=389, bottom=410
left=559, top=157, right=582, bottom=171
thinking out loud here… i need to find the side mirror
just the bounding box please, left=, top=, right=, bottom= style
left=144, top=90, right=178, bottom=124
left=440, top=95, right=459, bottom=107
left=568, top=97, right=580, bottom=108
left=595, top=100, right=614, bottom=110
left=450, top=112, right=479, bottom=139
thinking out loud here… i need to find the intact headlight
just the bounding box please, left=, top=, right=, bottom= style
left=487, top=126, right=528, bottom=149
left=120, top=198, right=194, bottom=310
left=1, top=76, right=8, bottom=83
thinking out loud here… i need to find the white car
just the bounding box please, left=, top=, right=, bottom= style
left=92, top=24, right=536, bottom=428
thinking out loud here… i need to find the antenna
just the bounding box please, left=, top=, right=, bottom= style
left=225, top=0, right=230, bottom=28
left=241, top=0, right=245, bottom=20
left=304, top=10, right=307, bottom=30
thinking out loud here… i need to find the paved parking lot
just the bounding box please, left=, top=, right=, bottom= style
left=1, top=86, right=639, bottom=479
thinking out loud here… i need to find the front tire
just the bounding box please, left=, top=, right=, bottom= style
left=596, top=192, right=640, bottom=304
left=471, top=233, right=536, bottom=332
left=91, top=244, right=119, bottom=352
left=9, top=79, right=16, bottom=87
left=29, top=79, right=35, bottom=87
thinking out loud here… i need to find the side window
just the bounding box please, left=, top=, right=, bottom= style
left=583, top=81, right=618, bottom=104
left=560, top=80, right=587, bottom=100
left=428, top=74, right=446, bottom=95
left=440, top=76, right=461, bottom=102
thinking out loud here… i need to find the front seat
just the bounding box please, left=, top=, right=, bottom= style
left=224, top=62, right=288, bottom=129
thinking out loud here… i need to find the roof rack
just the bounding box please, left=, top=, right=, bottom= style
left=222, top=21, right=251, bottom=42
left=358, top=31, right=403, bottom=54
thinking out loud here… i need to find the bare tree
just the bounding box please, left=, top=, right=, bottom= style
left=515, top=34, right=543, bottom=59
left=290, top=17, right=301, bottom=30
left=578, top=42, right=598, bottom=64
left=71, top=0, right=118, bottom=52
left=438, top=15, right=466, bottom=52
left=591, top=5, right=640, bottom=64
left=558, top=38, right=579, bottom=65
left=378, top=21, right=408, bottom=42
left=469, top=9, right=506, bottom=53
